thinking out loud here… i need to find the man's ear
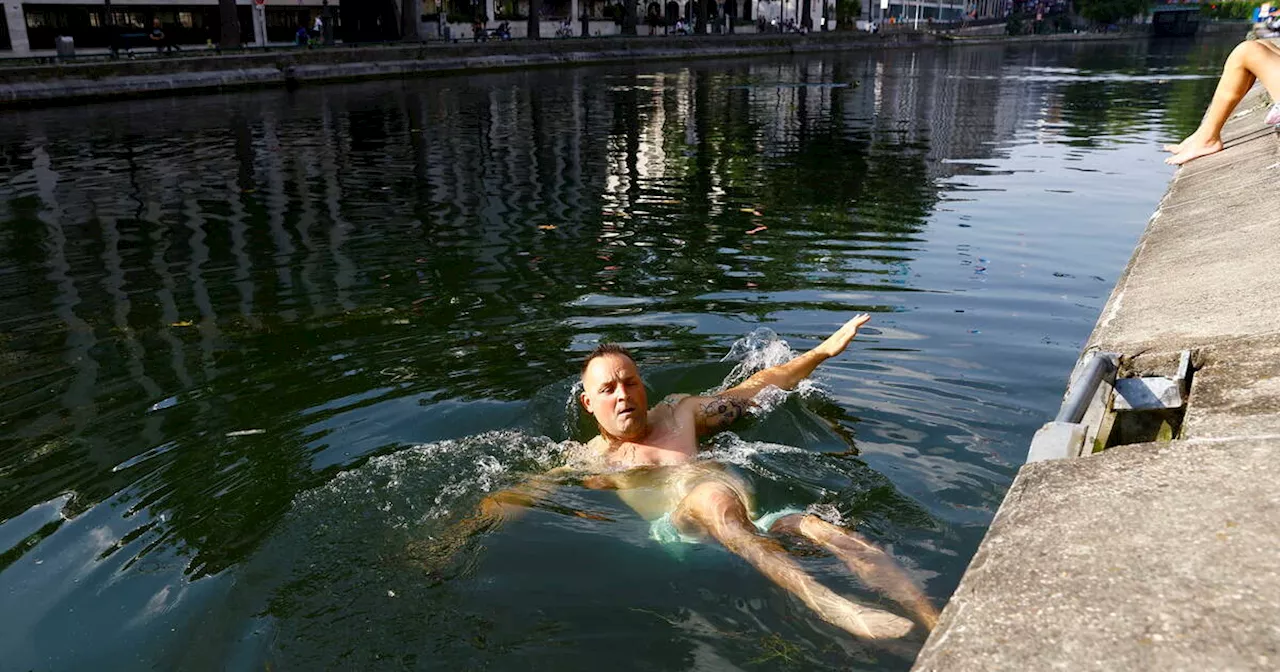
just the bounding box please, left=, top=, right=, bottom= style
left=579, top=391, right=592, bottom=413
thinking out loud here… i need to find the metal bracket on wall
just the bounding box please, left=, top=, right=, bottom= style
left=1112, top=350, right=1191, bottom=412
left=1025, top=350, right=1192, bottom=464
left=1026, top=351, right=1119, bottom=463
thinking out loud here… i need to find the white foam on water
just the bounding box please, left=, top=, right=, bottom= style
left=697, top=432, right=806, bottom=469
left=291, top=430, right=573, bottom=530
left=564, top=380, right=585, bottom=437
left=714, top=327, right=821, bottom=415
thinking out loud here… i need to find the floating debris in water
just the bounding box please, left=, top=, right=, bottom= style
left=112, top=441, right=179, bottom=472
left=538, top=225, right=557, bottom=230
left=148, top=396, right=178, bottom=413
left=226, top=429, right=266, bottom=437
left=746, top=226, right=768, bottom=235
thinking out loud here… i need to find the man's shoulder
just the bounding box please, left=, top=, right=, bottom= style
left=567, top=437, right=609, bottom=471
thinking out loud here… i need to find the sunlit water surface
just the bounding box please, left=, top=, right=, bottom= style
left=0, top=36, right=1236, bottom=671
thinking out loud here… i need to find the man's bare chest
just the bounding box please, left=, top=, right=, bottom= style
left=607, top=414, right=697, bottom=468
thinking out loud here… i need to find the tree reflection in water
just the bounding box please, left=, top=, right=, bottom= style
left=0, top=37, right=1235, bottom=670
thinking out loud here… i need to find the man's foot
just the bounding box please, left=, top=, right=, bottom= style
left=818, top=595, right=915, bottom=639
left=1165, top=136, right=1224, bottom=165
left=772, top=513, right=940, bottom=630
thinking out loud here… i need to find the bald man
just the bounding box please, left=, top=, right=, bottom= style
left=480, top=315, right=937, bottom=639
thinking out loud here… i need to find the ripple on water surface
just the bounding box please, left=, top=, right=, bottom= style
left=0, top=35, right=1239, bottom=670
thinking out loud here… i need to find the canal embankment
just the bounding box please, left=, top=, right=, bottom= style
left=0, top=29, right=1154, bottom=108
left=912, top=84, right=1280, bottom=671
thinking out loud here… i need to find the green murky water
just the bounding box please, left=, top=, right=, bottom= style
left=0, top=35, right=1236, bottom=671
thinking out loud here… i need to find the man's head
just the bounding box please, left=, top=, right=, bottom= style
left=579, top=344, right=649, bottom=442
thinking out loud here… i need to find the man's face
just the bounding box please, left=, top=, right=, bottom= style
left=580, top=354, right=649, bottom=441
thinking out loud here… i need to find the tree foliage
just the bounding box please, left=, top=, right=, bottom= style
left=836, top=0, right=862, bottom=26
left=1201, top=1, right=1264, bottom=20
left=1076, top=0, right=1150, bottom=25
left=218, top=0, right=240, bottom=47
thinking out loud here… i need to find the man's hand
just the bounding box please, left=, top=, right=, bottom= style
left=813, top=314, right=871, bottom=359
left=715, top=313, right=873, bottom=412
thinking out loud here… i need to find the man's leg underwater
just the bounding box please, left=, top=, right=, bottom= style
left=671, top=481, right=914, bottom=639
left=1166, top=39, right=1280, bottom=165
left=767, top=514, right=939, bottom=630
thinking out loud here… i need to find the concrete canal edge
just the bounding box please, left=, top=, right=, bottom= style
left=912, top=86, right=1280, bottom=671
left=0, top=31, right=1144, bottom=108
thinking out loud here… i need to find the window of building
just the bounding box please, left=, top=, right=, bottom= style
left=110, top=11, right=148, bottom=28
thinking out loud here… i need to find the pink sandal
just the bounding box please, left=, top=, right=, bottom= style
left=1267, top=102, right=1280, bottom=126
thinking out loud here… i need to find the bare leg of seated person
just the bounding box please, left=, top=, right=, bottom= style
left=671, top=481, right=915, bottom=639
left=767, top=513, right=939, bottom=630
left=1166, top=40, right=1280, bottom=165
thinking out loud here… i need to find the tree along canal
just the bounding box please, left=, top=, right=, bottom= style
left=0, top=35, right=1239, bottom=671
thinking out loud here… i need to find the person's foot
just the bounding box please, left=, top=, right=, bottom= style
left=1163, top=128, right=1215, bottom=154
left=820, top=595, right=915, bottom=639
left=1163, top=133, right=1198, bottom=154
left=1165, top=136, right=1224, bottom=165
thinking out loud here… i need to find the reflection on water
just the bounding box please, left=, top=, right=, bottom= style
left=0, top=37, right=1234, bottom=670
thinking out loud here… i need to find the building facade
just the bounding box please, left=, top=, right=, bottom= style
left=1, top=0, right=350, bottom=55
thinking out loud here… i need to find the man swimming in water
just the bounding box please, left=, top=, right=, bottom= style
left=476, top=314, right=937, bottom=639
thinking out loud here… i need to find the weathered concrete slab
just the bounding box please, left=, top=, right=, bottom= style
left=1087, top=89, right=1280, bottom=362
left=1183, top=335, right=1280, bottom=440
left=0, top=68, right=283, bottom=104
left=913, top=437, right=1280, bottom=672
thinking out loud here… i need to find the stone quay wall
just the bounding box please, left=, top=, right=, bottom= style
left=0, top=30, right=1144, bottom=107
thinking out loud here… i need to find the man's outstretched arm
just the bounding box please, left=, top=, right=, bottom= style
left=686, top=314, right=872, bottom=435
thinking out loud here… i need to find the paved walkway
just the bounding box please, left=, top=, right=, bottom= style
left=912, top=85, right=1280, bottom=671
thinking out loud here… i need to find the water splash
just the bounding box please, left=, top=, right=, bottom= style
left=697, top=432, right=806, bottom=467
left=713, top=327, right=820, bottom=414
left=291, top=430, right=572, bottom=530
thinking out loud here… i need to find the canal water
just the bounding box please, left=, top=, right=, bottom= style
left=0, top=36, right=1236, bottom=671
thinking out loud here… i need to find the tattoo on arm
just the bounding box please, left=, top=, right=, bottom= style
left=698, top=396, right=751, bottom=434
